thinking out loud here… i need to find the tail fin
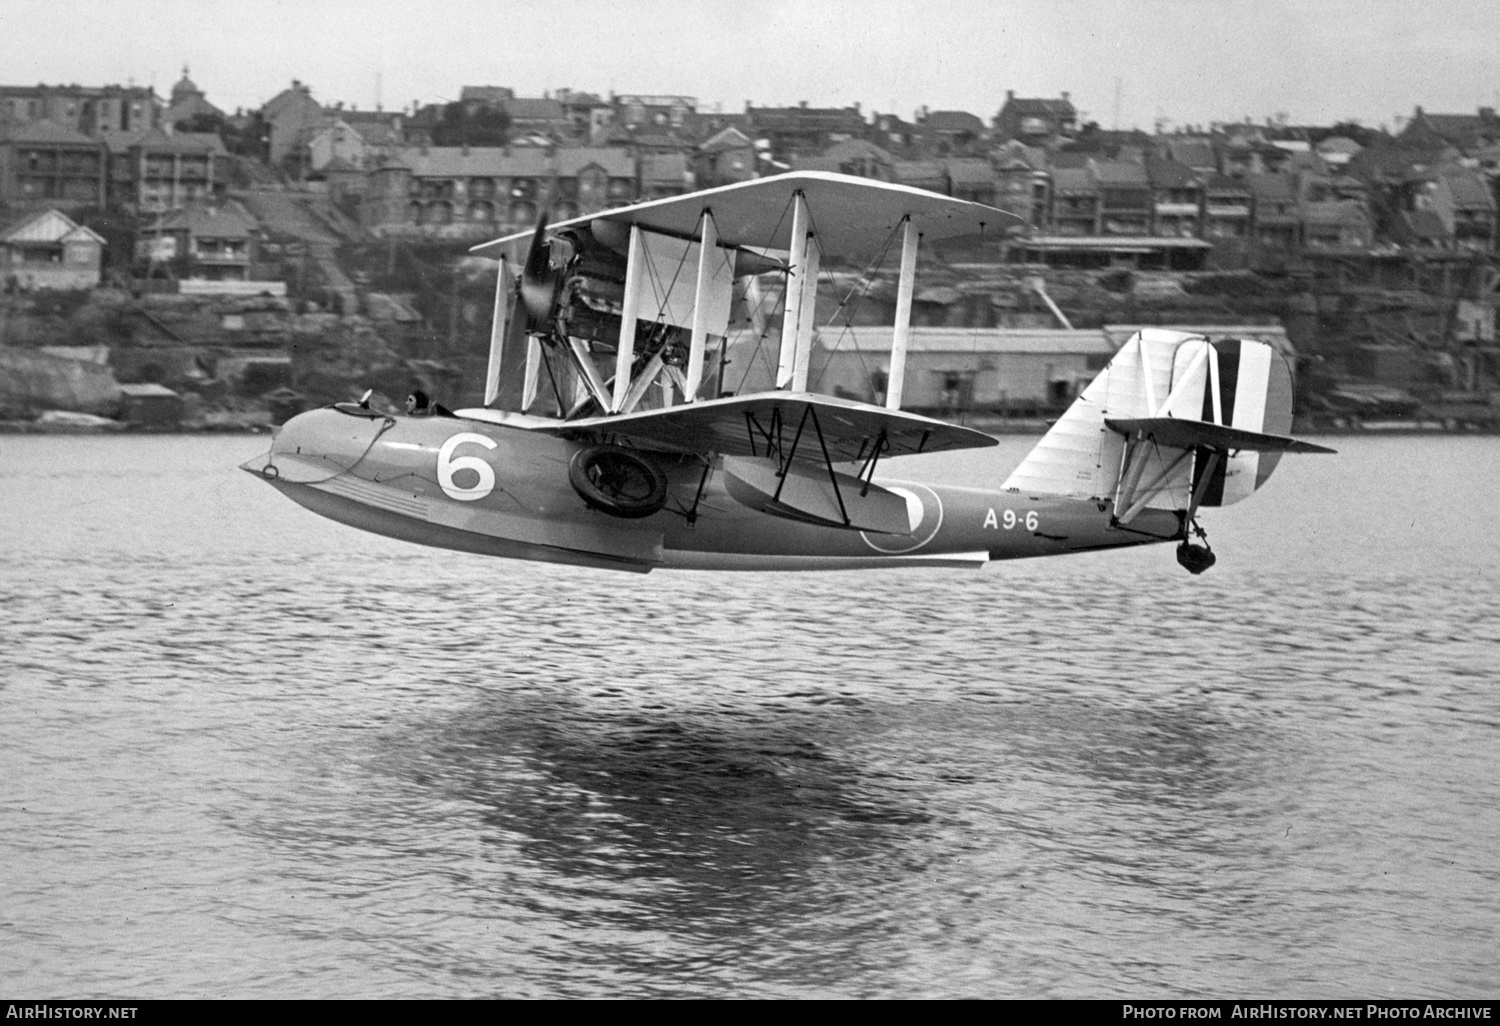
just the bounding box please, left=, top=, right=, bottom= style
left=1003, top=330, right=1331, bottom=521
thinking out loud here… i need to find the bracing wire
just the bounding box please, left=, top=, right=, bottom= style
left=800, top=205, right=903, bottom=396
left=729, top=191, right=798, bottom=395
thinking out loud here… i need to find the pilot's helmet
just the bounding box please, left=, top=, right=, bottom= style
left=406, top=389, right=429, bottom=414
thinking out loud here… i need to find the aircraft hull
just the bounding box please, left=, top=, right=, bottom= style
left=244, top=408, right=1179, bottom=573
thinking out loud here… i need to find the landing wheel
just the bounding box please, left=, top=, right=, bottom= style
left=568, top=445, right=668, bottom=519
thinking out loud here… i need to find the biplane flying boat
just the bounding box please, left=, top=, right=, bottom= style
left=242, top=171, right=1332, bottom=574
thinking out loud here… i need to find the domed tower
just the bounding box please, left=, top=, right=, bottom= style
left=171, top=66, right=204, bottom=106
left=163, top=64, right=223, bottom=128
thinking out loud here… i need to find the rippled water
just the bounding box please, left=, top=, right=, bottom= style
left=2, top=433, right=1497, bottom=998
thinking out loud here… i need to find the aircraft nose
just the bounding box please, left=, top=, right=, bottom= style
left=240, top=406, right=392, bottom=484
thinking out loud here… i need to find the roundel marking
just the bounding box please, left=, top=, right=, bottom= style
left=860, top=483, right=944, bottom=554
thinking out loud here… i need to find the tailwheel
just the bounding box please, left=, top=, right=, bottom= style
left=1175, top=517, right=1216, bottom=575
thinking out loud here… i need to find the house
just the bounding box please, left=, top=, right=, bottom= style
left=680, top=109, right=753, bottom=145
left=503, top=97, right=570, bottom=138
left=892, top=159, right=947, bottom=194
left=307, top=110, right=404, bottom=172
left=1067, top=128, right=1154, bottom=164
left=552, top=147, right=637, bottom=215
left=945, top=159, right=996, bottom=205
left=369, top=146, right=544, bottom=229
left=108, top=128, right=226, bottom=211
left=1409, top=167, right=1497, bottom=251
left=0, top=208, right=105, bottom=289
left=308, top=119, right=369, bottom=172
left=993, top=91, right=1076, bottom=148
left=552, top=89, right=612, bottom=141
left=869, top=112, right=929, bottom=155
left=0, top=83, right=159, bottom=138
left=1398, top=106, right=1500, bottom=155
left=365, top=146, right=636, bottom=234
left=1301, top=201, right=1373, bottom=250
left=458, top=86, right=514, bottom=112
left=989, top=140, right=1049, bottom=228
left=747, top=102, right=865, bottom=160
left=136, top=201, right=259, bottom=280
left=1158, top=135, right=1219, bottom=175
left=1248, top=173, right=1300, bottom=249
left=1218, top=125, right=1291, bottom=177
left=261, top=80, right=324, bottom=173
left=1202, top=174, right=1253, bottom=241
left=307, top=111, right=407, bottom=174
left=613, top=94, right=697, bottom=131
left=694, top=126, right=757, bottom=188
left=1092, top=159, right=1152, bottom=236
left=793, top=139, right=895, bottom=181
left=638, top=153, right=690, bottom=200
left=0, top=120, right=108, bottom=210
left=1048, top=166, right=1099, bottom=236
left=1146, top=157, right=1204, bottom=237
left=920, top=110, right=986, bottom=155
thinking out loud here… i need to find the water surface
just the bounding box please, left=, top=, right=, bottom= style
left=2, top=434, right=1497, bottom=997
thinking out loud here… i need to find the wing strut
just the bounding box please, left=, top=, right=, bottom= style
left=885, top=217, right=920, bottom=410
left=717, top=399, right=914, bottom=533
left=611, top=224, right=646, bottom=412
left=483, top=254, right=508, bottom=406
left=685, top=210, right=717, bottom=402
left=776, top=191, right=811, bottom=390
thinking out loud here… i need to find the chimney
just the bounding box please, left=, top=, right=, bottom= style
left=1061, top=91, right=1070, bottom=103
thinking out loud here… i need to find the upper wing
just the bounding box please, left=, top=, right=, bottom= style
left=470, top=171, right=1026, bottom=262
left=458, top=392, right=998, bottom=462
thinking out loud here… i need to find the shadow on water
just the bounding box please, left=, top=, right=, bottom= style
left=360, top=676, right=1286, bottom=994
left=379, top=687, right=930, bottom=958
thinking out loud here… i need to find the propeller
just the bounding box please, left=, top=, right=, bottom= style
left=518, top=209, right=560, bottom=328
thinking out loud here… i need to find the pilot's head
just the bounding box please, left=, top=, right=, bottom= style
left=406, top=390, right=429, bottom=415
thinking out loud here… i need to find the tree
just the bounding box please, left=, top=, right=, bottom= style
left=175, top=111, right=226, bottom=136
left=222, top=112, right=271, bottom=162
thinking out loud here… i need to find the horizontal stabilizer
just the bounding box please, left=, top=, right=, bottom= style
left=1106, top=417, right=1336, bottom=454
left=1006, top=331, right=1332, bottom=512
